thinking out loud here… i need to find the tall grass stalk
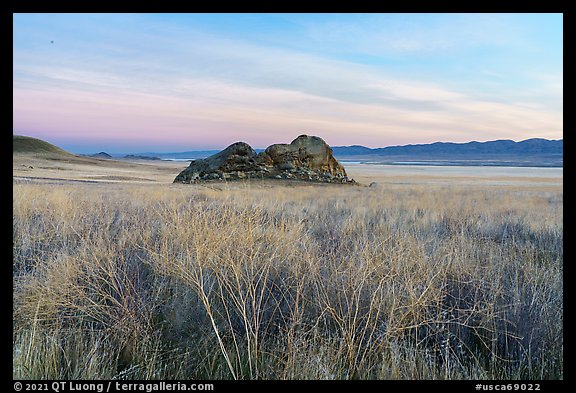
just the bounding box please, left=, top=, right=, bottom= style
left=13, top=182, right=562, bottom=379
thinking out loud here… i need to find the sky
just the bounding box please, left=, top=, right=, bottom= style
left=13, top=13, right=563, bottom=154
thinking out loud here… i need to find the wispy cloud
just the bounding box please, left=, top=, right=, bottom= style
left=13, top=13, right=563, bottom=151
left=281, top=13, right=524, bottom=55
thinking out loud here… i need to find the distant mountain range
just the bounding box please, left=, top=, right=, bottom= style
left=332, top=138, right=562, bottom=156
left=330, top=138, right=563, bottom=167
left=81, top=151, right=113, bottom=159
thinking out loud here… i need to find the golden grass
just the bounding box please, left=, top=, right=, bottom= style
left=13, top=167, right=563, bottom=380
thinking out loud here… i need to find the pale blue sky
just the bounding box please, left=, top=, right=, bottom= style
left=13, top=13, right=563, bottom=153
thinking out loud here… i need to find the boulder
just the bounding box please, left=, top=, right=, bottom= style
left=263, top=135, right=347, bottom=177
left=174, top=135, right=354, bottom=184
left=174, top=142, right=259, bottom=183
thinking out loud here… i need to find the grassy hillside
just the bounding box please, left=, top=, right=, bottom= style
left=13, top=135, right=74, bottom=157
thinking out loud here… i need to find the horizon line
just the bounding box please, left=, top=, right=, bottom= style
left=13, top=133, right=563, bottom=155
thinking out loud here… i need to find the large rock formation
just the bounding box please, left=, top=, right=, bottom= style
left=174, top=135, right=353, bottom=184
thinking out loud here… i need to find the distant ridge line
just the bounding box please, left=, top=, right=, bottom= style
left=332, top=138, right=563, bottom=156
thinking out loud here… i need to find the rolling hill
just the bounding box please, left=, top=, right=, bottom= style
left=13, top=135, right=74, bottom=157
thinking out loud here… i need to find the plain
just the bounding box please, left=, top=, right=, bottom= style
left=13, top=159, right=563, bottom=379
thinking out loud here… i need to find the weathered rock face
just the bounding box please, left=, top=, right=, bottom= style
left=174, top=135, right=353, bottom=184
left=173, top=142, right=261, bottom=183
left=262, top=135, right=345, bottom=175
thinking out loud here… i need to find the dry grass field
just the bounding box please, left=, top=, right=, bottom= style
left=13, top=157, right=563, bottom=380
